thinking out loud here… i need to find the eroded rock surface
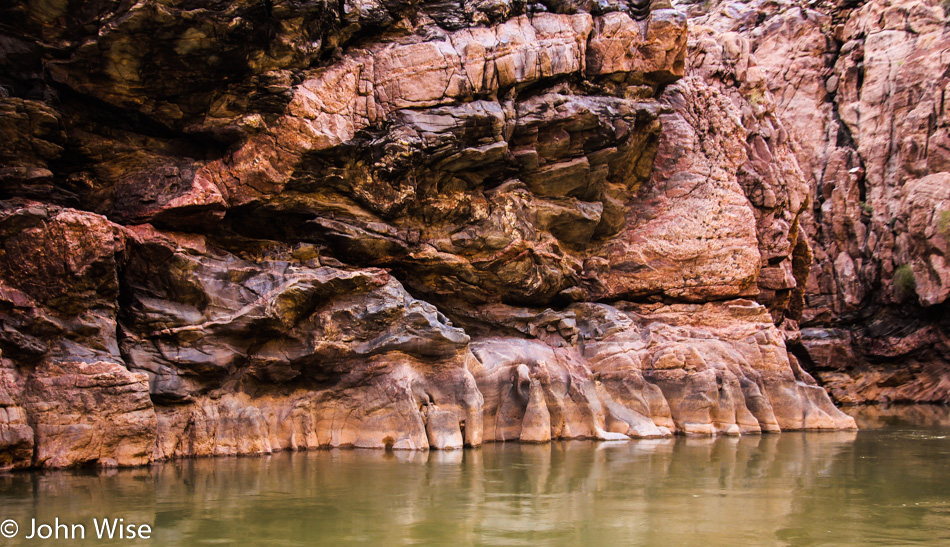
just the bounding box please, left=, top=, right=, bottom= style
left=1, top=0, right=859, bottom=468
left=683, top=0, right=950, bottom=404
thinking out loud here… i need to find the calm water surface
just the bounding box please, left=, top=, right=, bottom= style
left=1, top=407, right=949, bottom=546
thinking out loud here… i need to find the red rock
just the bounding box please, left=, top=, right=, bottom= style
left=0, top=1, right=867, bottom=469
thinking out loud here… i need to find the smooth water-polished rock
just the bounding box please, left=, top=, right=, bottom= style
left=117, top=226, right=485, bottom=455
left=0, top=194, right=855, bottom=467
left=467, top=299, right=853, bottom=443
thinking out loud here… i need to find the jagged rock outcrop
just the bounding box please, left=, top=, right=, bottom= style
left=1, top=0, right=857, bottom=469
left=0, top=203, right=156, bottom=467
left=683, top=0, right=950, bottom=404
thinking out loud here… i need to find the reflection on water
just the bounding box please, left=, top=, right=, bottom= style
left=1, top=407, right=949, bottom=546
left=847, top=404, right=950, bottom=429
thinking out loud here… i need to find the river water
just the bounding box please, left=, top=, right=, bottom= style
left=1, top=406, right=949, bottom=546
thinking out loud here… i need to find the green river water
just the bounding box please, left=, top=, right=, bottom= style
left=1, top=406, right=948, bottom=546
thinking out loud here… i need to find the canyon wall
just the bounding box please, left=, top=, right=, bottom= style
left=0, top=0, right=876, bottom=469
left=682, top=0, right=950, bottom=404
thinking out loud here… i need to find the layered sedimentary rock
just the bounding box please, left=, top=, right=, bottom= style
left=0, top=0, right=857, bottom=469
left=682, top=0, right=950, bottom=403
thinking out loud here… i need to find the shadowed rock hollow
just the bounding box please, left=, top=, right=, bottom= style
left=0, top=0, right=858, bottom=469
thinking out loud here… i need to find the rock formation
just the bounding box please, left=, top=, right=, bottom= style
left=0, top=0, right=866, bottom=469
left=683, top=0, right=950, bottom=404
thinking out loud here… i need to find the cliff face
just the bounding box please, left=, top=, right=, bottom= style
left=0, top=0, right=864, bottom=469
left=683, top=0, right=950, bottom=404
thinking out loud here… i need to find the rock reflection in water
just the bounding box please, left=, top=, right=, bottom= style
left=1, top=423, right=949, bottom=545
left=846, top=404, right=950, bottom=429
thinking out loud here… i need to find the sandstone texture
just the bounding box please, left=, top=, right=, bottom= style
left=0, top=0, right=866, bottom=469
left=682, top=0, right=950, bottom=404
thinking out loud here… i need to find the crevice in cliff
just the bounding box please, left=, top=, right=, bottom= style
left=788, top=339, right=834, bottom=383
left=819, top=28, right=867, bottom=215
left=114, top=251, right=138, bottom=370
